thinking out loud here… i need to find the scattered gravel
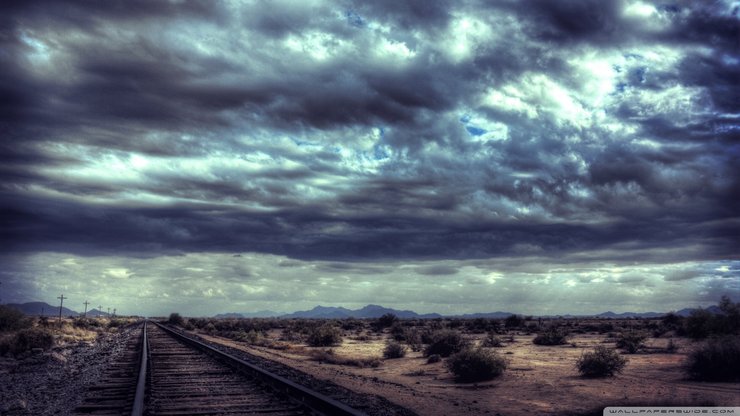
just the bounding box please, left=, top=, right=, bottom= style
left=0, top=325, right=140, bottom=416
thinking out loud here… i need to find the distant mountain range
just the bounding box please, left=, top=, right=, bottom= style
left=6, top=301, right=78, bottom=317
left=5, top=301, right=723, bottom=319
left=213, top=304, right=724, bottom=319
left=5, top=302, right=111, bottom=317
left=279, top=304, right=443, bottom=319
left=215, top=310, right=283, bottom=319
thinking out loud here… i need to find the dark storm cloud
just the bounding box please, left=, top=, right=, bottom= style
left=1, top=0, right=738, bottom=268
left=515, top=0, right=627, bottom=44
left=416, top=265, right=459, bottom=276
left=664, top=269, right=701, bottom=282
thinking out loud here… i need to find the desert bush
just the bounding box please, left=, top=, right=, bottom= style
left=8, top=328, right=55, bottom=355
left=341, top=318, right=363, bottom=331
left=390, top=323, right=406, bottom=341
left=280, top=327, right=300, bottom=342
left=684, top=309, right=716, bottom=339
left=403, top=328, right=423, bottom=352
left=376, top=313, right=398, bottom=329
left=685, top=336, right=740, bottom=382
left=466, top=317, right=499, bottom=333
left=383, top=341, right=407, bottom=359
left=683, top=296, right=740, bottom=339
left=0, top=305, right=31, bottom=332
left=576, top=346, right=627, bottom=377
left=310, top=349, right=381, bottom=368
left=662, top=312, right=683, bottom=330
left=188, top=317, right=208, bottom=329
left=426, top=354, right=441, bottom=363
left=420, top=329, right=436, bottom=344
left=532, top=327, right=569, bottom=346
left=306, top=324, right=342, bottom=347
left=73, top=317, right=102, bottom=329
left=504, top=314, right=525, bottom=329
left=204, top=322, right=216, bottom=334
left=481, top=332, right=504, bottom=347
left=107, top=318, right=125, bottom=328
left=616, top=332, right=647, bottom=353
left=424, top=329, right=469, bottom=357
left=446, top=348, right=507, bottom=382
left=168, top=313, right=184, bottom=326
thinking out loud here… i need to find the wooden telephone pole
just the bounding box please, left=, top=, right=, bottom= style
left=98, top=305, right=102, bottom=318
left=83, top=300, right=90, bottom=318
left=57, top=294, right=67, bottom=326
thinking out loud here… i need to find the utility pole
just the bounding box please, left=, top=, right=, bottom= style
left=98, top=305, right=102, bottom=318
left=83, top=300, right=90, bottom=318
left=107, top=307, right=110, bottom=317
left=57, top=294, right=67, bottom=326
left=113, top=308, right=116, bottom=317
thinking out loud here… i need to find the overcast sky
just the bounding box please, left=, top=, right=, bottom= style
left=1, top=0, right=738, bottom=317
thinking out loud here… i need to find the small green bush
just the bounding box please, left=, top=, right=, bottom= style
left=424, top=330, right=468, bottom=357
left=576, top=346, right=627, bottom=377
left=504, top=314, right=525, bottom=329
left=376, top=313, right=398, bottom=329
left=616, top=332, right=647, bottom=353
left=0, top=306, right=31, bottom=332
left=310, top=349, right=380, bottom=368
left=481, top=332, right=504, bottom=347
left=446, top=348, right=507, bottom=382
left=73, top=317, right=102, bottom=329
left=9, top=328, right=55, bottom=355
left=107, top=318, right=125, bottom=328
left=533, top=327, right=569, bottom=345
left=685, top=336, right=740, bottom=382
left=403, top=328, right=423, bottom=352
left=683, top=296, right=740, bottom=339
left=383, top=341, right=407, bottom=359
left=168, top=313, right=184, bottom=326
left=306, top=324, right=342, bottom=347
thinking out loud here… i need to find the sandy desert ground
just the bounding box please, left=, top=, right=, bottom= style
left=196, top=329, right=740, bottom=416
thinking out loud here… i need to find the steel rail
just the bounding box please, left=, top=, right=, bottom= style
left=153, top=321, right=367, bottom=416
left=130, top=320, right=148, bottom=416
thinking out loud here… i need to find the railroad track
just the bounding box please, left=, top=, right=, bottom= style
left=75, top=321, right=365, bottom=416
left=73, top=322, right=145, bottom=415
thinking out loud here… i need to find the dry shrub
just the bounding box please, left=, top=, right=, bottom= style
left=616, top=332, right=647, bottom=353
left=310, top=349, right=381, bottom=368
left=424, top=329, right=468, bottom=357
left=685, top=335, right=740, bottom=382
left=446, top=347, right=507, bottom=382
left=383, top=341, right=407, bottom=359
left=576, top=346, right=627, bottom=377
left=481, top=332, right=504, bottom=347
left=6, top=328, right=55, bottom=355
left=0, top=306, right=31, bottom=332
left=533, top=327, right=569, bottom=345
left=306, top=324, right=343, bottom=347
